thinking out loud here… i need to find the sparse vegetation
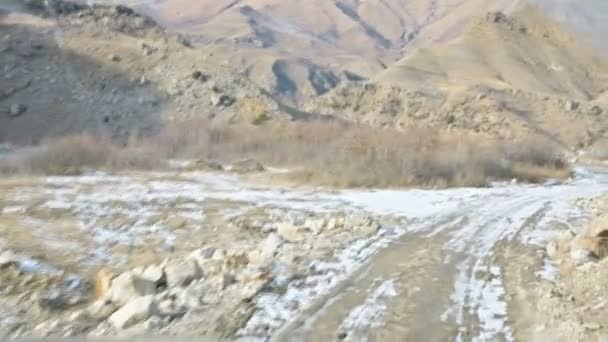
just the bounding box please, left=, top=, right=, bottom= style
left=0, top=120, right=570, bottom=187
left=0, top=134, right=160, bottom=175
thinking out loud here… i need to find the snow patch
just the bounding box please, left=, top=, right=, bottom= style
left=338, top=279, right=398, bottom=341
left=238, top=225, right=405, bottom=339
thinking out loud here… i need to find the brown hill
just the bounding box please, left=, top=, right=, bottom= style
left=125, top=0, right=523, bottom=102
left=306, top=6, right=608, bottom=149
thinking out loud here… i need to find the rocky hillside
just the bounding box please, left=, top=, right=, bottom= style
left=306, top=7, right=608, bottom=149
left=0, top=1, right=297, bottom=144
left=108, top=0, right=523, bottom=103
left=100, top=0, right=608, bottom=104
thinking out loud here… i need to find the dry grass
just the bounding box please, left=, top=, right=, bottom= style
left=0, top=134, right=160, bottom=176
left=0, top=120, right=570, bottom=187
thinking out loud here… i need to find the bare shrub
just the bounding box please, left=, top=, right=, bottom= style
left=10, top=134, right=160, bottom=175
left=136, top=119, right=569, bottom=187
left=0, top=119, right=570, bottom=187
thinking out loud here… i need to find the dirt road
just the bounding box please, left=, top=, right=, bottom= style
left=1, top=167, right=607, bottom=340
left=244, top=167, right=608, bottom=341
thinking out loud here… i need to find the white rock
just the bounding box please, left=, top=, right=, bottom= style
left=277, top=223, right=305, bottom=243
left=304, top=218, right=326, bottom=235
left=161, top=286, right=203, bottom=310
left=211, top=249, right=227, bottom=260
left=546, top=240, right=560, bottom=260
left=108, top=296, right=154, bottom=329
left=141, top=265, right=165, bottom=284
left=188, top=247, right=216, bottom=267
left=155, top=298, right=186, bottom=317
left=86, top=300, right=117, bottom=320
left=326, top=217, right=344, bottom=230
left=570, top=249, right=598, bottom=266
left=106, top=272, right=157, bottom=306
left=263, top=233, right=283, bottom=254
left=221, top=273, right=237, bottom=289
left=248, top=233, right=283, bottom=267
left=164, top=260, right=203, bottom=287
left=0, top=250, right=19, bottom=268
left=165, top=216, right=188, bottom=230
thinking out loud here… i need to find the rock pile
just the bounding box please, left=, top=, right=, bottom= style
left=0, top=209, right=387, bottom=338
left=546, top=214, right=608, bottom=266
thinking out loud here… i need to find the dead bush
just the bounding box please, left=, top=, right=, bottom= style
left=8, top=134, right=160, bottom=175
left=0, top=119, right=570, bottom=187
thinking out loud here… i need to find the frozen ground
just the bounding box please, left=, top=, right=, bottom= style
left=1, top=166, right=608, bottom=339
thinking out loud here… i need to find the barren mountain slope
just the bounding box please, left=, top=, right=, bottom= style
left=307, top=7, right=608, bottom=149
left=115, top=0, right=525, bottom=102
left=531, top=0, right=608, bottom=52
left=0, top=3, right=295, bottom=144
left=73, top=0, right=608, bottom=104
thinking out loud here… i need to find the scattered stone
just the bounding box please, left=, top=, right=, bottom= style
left=211, top=94, right=235, bottom=107
left=191, top=71, right=209, bottom=82
left=486, top=11, right=508, bottom=24
left=546, top=240, right=560, bottom=260
left=108, top=295, right=154, bottom=329
left=262, top=233, right=283, bottom=256
left=188, top=247, right=216, bottom=267
left=570, top=248, right=598, bottom=266
left=348, top=215, right=381, bottom=237
left=109, top=54, right=121, bottom=62
left=326, top=217, right=344, bottom=230
left=176, top=35, right=192, bottom=48
left=86, top=300, right=117, bottom=321
left=584, top=322, right=602, bottom=331
left=115, top=5, right=136, bottom=16
left=139, top=75, right=149, bottom=86
left=8, top=104, right=27, bottom=117
left=277, top=223, right=305, bottom=243
left=0, top=250, right=20, bottom=269
left=155, top=298, right=186, bottom=318
left=589, top=105, right=603, bottom=116
left=304, top=218, right=326, bottom=235
left=165, top=216, right=188, bottom=230
left=163, top=260, right=203, bottom=287
left=140, top=42, right=157, bottom=56
left=141, top=265, right=165, bottom=286
left=248, top=234, right=282, bottom=267
left=106, top=271, right=157, bottom=306
left=221, top=273, right=237, bottom=289
left=565, top=100, right=579, bottom=111
left=38, top=290, right=83, bottom=311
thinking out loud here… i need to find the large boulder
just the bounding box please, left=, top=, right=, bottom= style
left=86, top=300, right=117, bottom=321
left=8, top=104, right=27, bottom=117
left=346, top=215, right=381, bottom=237
left=248, top=233, right=283, bottom=267
left=108, top=295, right=154, bottom=329
left=0, top=250, right=20, bottom=269
left=105, top=271, right=157, bottom=306
left=163, top=259, right=203, bottom=287
left=569, top=236, right=600, bottom=265
left=277, top=223, right=305, bottom=243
